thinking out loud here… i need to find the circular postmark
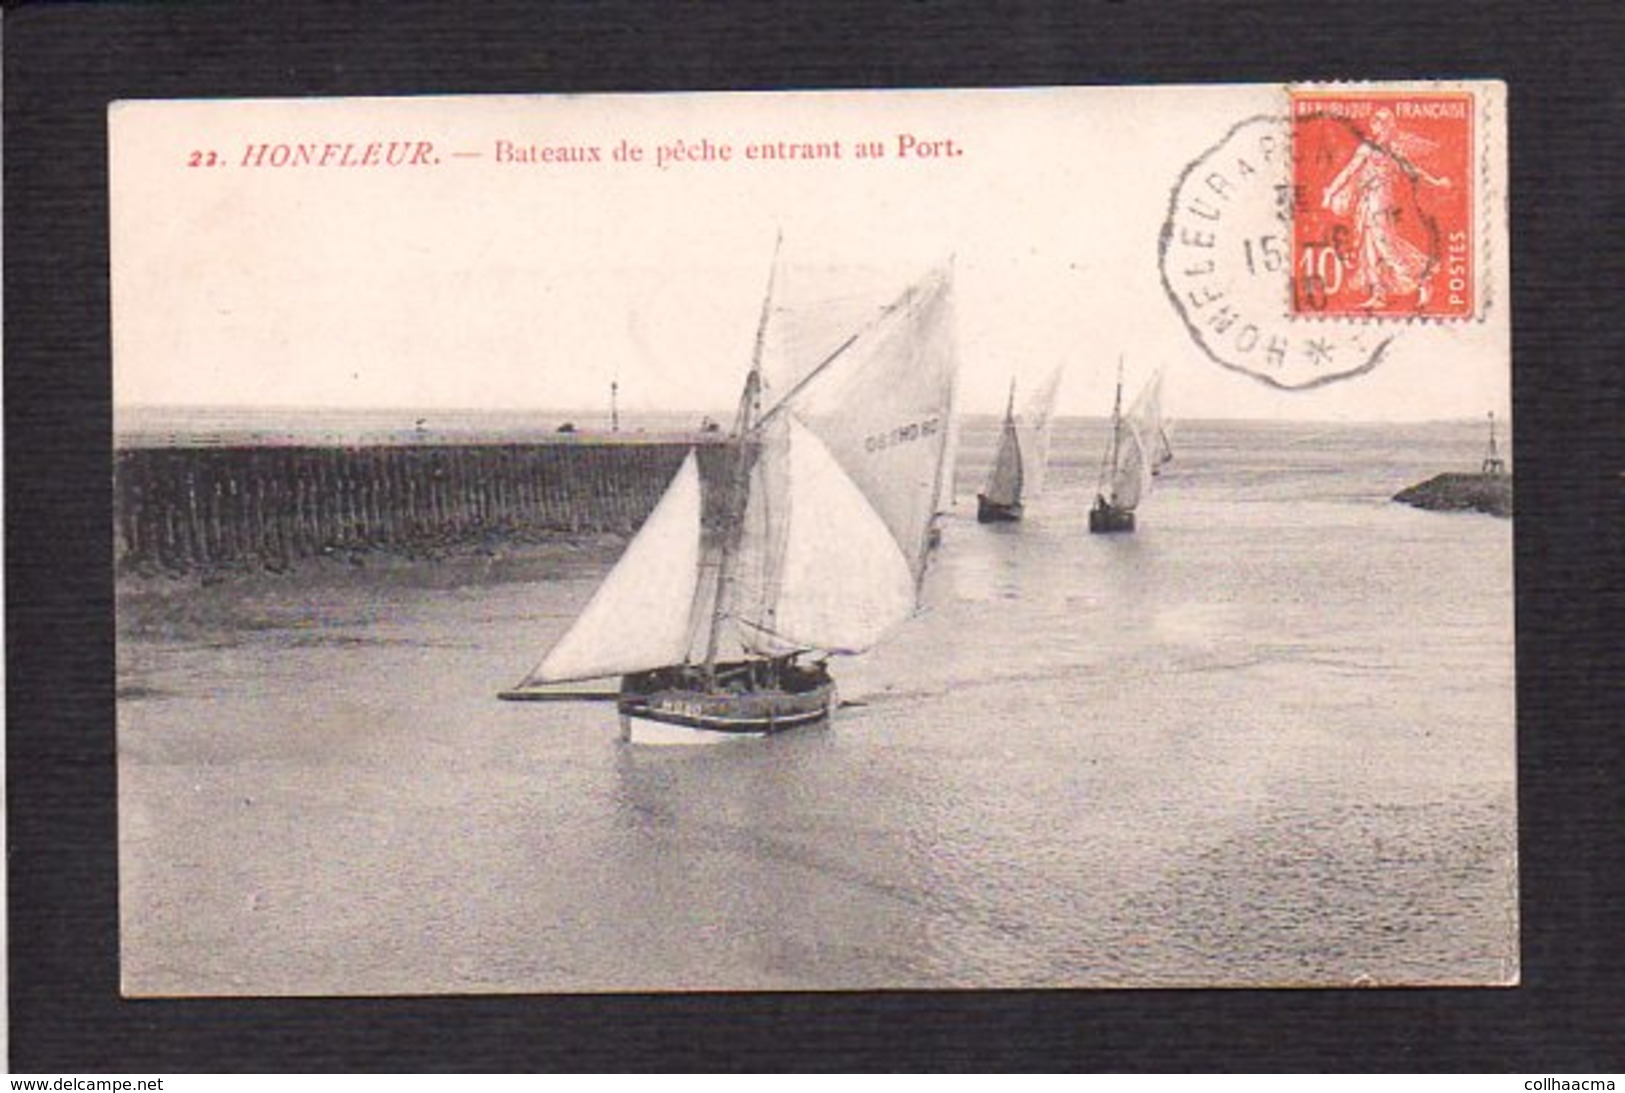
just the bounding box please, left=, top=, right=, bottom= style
left=1158, top=115, right=1398, bottom=391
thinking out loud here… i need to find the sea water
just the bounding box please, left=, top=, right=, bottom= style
left=117, top=418, right=1516, bottom=993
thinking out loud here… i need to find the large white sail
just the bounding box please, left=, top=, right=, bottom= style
left=518, top=451, right=703, bottom=685
left=1017, top=364, right=1065, bottom=497
left=757, top=263, right=904, bottom=405
left=780, top=266, right=957, bottom=584
left=706, top=265, right=956, bottom=658
left=713, top=415, right=791, bottom=661
left=730, top=415, right=916, bottom=655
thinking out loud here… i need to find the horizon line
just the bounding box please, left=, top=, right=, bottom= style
left=114, top=402, right=1512, bottom=428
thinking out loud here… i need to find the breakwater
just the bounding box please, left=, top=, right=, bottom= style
left=114, top=440, right=729, bottom=574
left=1393, top=472, right=1513, bottom=518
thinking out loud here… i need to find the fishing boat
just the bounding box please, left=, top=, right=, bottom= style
left=1088, top=364, right=1171, bottom=534
left=974, top=366, right=1063, bottom=524
left=977, top=381, right=1024, bottom=522
left=501, top=255, right=959, bottom=741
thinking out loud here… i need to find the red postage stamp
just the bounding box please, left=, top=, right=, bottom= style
left=1291, top=90, right=1474, bottom=319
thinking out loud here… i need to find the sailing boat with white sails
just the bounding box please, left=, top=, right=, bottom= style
left=1089, top=364, right=1172, bottom=534
left=502, top=254, right=959, bottom=740
left=977, top=381, right=1024, bottom=522
left=976, top=365, right=1064, bottom=524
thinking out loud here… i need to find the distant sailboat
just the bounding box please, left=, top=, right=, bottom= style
left=1089, top=364, right=1170, bottom=534
left=1017, top=364, right=1065, bottom=499
left=502, top=254, right=959, bottom=740
left=976, top=365, right=1063, bottom=524
left=1151, top=423, right=1175, bottom=476
left=977, top=381, right=1024, bottom=523
left=1145, top=378, right=1174, bottom=478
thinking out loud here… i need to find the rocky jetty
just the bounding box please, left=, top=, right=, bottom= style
left=1393, top=472, right=1512, bottom=518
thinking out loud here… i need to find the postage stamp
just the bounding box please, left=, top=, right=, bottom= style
left=1290, top=90, right=1475, bottom=319
left=1159, top=85, right=1488, bottom=390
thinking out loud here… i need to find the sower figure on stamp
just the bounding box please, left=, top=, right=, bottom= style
left=1321, top=108, right=1452, bottom=310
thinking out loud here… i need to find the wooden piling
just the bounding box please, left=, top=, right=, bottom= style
left=112, top=440, right=726, bottom=575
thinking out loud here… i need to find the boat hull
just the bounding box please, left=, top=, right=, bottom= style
left=1088, top=500, right=1135, bottom=534
left=976, top=494, right=1023, bottom=523
left=617, top=662, right=835, bottom=737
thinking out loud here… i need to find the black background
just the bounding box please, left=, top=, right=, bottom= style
left=7, top=0, right=1623, bottom=1073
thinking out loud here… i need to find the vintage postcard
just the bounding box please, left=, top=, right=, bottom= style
left=111, top=83, right=1513, bottom=995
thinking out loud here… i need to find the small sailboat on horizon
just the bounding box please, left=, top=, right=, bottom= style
left=975, top=366, right=1064, bottom=524
left=501, top=253, right=960, bottom=741
left=1089, top=363, right=1172, bottom=535
left=977, top=380, right=1024, bottom=523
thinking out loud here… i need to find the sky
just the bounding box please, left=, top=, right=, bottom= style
left=111, top=84, right=1509, bottom=422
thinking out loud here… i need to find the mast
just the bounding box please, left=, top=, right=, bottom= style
left=917, top=257, right=956, bottom=578
left=934, top=286, right=961, bottom=512
left=703, top=237, right=780, bottom=681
